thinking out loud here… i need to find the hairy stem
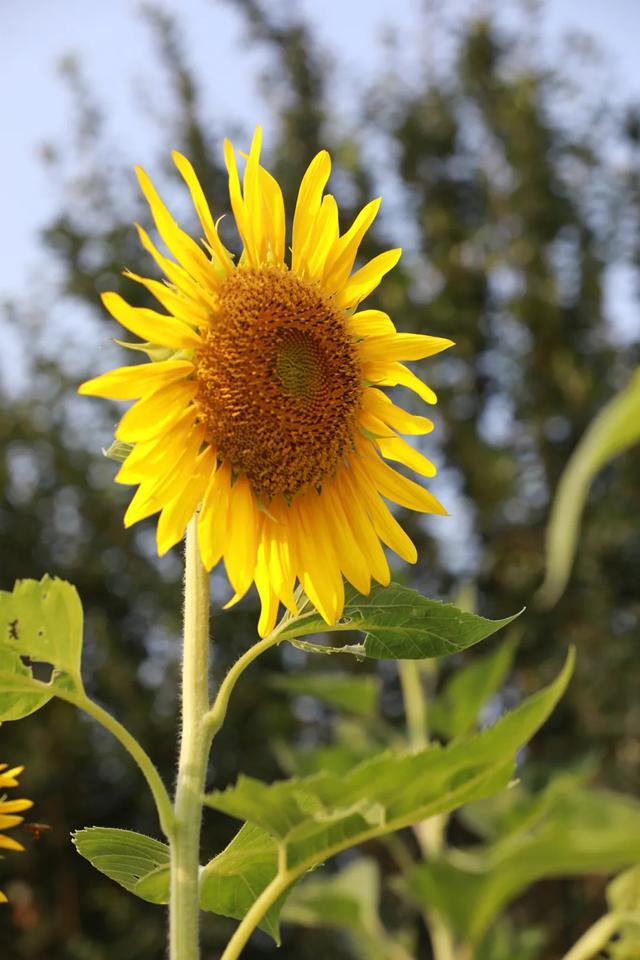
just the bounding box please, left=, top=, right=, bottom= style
left=76, top=693, right=175, bottom=837
left=170, top=517, right=211, bottom=960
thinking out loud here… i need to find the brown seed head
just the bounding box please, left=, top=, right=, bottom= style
left=195, top=267, right=362, bottom=499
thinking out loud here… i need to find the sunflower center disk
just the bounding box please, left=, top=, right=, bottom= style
left=194, top=267, right=362, bottom=499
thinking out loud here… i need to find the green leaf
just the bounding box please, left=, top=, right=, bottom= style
left=72, top=828, right=170, bottom=905
left=281, top=582, right=522, bottom=661
left=430, top=639, right=517, bottom=739
left=0, top=576, right=84, bottom=719
left=282, top=859, right=396, bottom=960
left=269, top=671, right=381, bottom=718
left=205, top=650, right=573, bottom=884
left=537, top=368, right=640, bottom=608
left=408, top=780, right=640, bottom=944
left=199, top=823, right=283, bottom=942
left=0, top=576, right=83, bottom=676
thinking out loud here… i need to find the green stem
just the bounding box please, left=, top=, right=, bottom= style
left=219, top=864, right=295, bottom=960
left=75, top=693, right=175, bottom=837
left=170, top=517, right=211, bottom=960
left=398, top=660, right=456, bottom=960
left=204, top=629, right=283, bottom=740
left=560, top=913, right=620, bottom=960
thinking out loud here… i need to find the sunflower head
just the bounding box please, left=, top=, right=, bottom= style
left=80, top=127, right=453, bottom=635
left=0, top=760, right=33, bottom=904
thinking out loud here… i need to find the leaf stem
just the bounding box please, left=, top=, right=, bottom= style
left=75, top=692, right=175, bottom=837
left=170, top=517, right=211, bottom=960
left=219, top=867, right=296, bottom=960
left=398, top=660, right=456, bottom=960
left=560, top=913, right=620, bottom=960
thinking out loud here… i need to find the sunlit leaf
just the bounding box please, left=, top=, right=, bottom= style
left=202, top=650, right=573, bottom=941
left=0, top=576, right=84, bottom=719
left=72, top=827, right=170, bottom=905
left=199, top=822, right=283, bottom=942
left=537, top=368, right=640, bottom=608
left=281, top=582, right=522, bottom=660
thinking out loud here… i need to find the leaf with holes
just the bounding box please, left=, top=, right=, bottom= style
left=0, top=576, right=84, bottom=719
left=280, top=582, right=521, bottom=660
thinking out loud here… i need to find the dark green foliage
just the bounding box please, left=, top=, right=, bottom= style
left=1, top=2, right=639, bottom=957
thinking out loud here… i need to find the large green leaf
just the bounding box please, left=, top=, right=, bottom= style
left=0, top=576, right=84, bottom=719
left=408, top=781, right=640, bottom=944
left=72, top=828, right=170, bottom=905
left=202, top=650, right=573, bottom=942
left=430, top=639, right=517, bottom=739
left=280, top=582, right=522, bottom=660
left=269, top=671, right=381, bottom=718
left=199, top=823, right=283, bottom=942
left=537, top=368, right=640, bottom=608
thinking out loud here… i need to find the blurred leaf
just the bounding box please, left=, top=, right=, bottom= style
left=72, top=827, right=170, bottom=905
left=282, top=859, right=392, bottom=960
left=199, top=822, right=283, bottom=943
left=608, top=865, right=640, bottom=914
left=430, top=639, right=517, bottom=739
left=282, top=583, right=522, bottom=660
left=203, top=649, right=572, bottom=934
left=409, top=783, right=640, bottom=944
left=269, top=672, right=381, bottom=718
left=537, top=369, right=640, bottom=608
left=0, top=576, right=84, bottom=719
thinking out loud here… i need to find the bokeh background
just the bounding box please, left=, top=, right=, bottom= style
left=1, top=0, right=639, bottom=957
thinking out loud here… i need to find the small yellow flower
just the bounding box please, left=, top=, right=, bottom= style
left=80, top=127, right=452, bottom=635
left=0, top=762, right=33, bottom=904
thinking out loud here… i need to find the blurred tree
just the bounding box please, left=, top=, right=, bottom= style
left=0, top=1, right=638, bottom=957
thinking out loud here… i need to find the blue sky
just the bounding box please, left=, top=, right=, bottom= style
left=2, top=0, right=640, bottom=300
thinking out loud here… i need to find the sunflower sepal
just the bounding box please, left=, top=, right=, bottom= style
left=103, top=440, right=134, bottom=463
left=113, top=338, right=179, bottom=362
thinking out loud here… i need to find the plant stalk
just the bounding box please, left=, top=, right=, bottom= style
left=169, top=517, right=211, bottom=960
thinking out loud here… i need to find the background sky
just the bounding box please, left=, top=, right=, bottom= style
left=2, top=0, right=640, bottom=301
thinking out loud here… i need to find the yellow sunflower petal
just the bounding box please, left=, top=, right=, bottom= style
left=223, top=475, right=260, bottom=598
left=335, top=248, right=402, bottom=310
left=197, top=462, right=232, bottom=570
left=360, top=333, right=454, bottom=363
left=292, top=150, right=331, bottom=273
left=156, top=447, right=216, bottom=555
left=323, top=197, right=381, bottom=292
left=78, top=359, right=194, bottom=400
left=0, top=835, right=24, bottom=852
left=123, top=270, right=211, bottom=328
left=366, top=360, right=438, bottom=405
left=0, top=889, right=8, bottom=903
left=375, top=434, right=437, bottom=478
left=254, top=545, right=280, bottom=637
left=362, top=388, right=434, bottom=436
left=348, top=309, right=396, bottom=338
left=356, top=444, right=447, bottom=515
left=257, top=165, right=286, bottom=263
left=335, top=469, right=390, bottom=586
left=136, top=225, right=217, bottom=308
left=135, top=166, right=219, bottom=287
left=102, top=292, right=201, bottom=350
left=224, top=137, right=256, bottom=265
left=0, top=799, right=32, bottom=814
left=322, top=483, right=371, bottom=595
left=171, top=151, right=235, bottom=274
left=353, top=478, right=418, bottom=563
left=115, top=381, right=197, bottom=442
left=305, top=195, right=340, bottom=280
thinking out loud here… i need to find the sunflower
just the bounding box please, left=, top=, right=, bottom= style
left=0, top=761, right=33, bottom=903
left=79, top=128, right=452, bottom=635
